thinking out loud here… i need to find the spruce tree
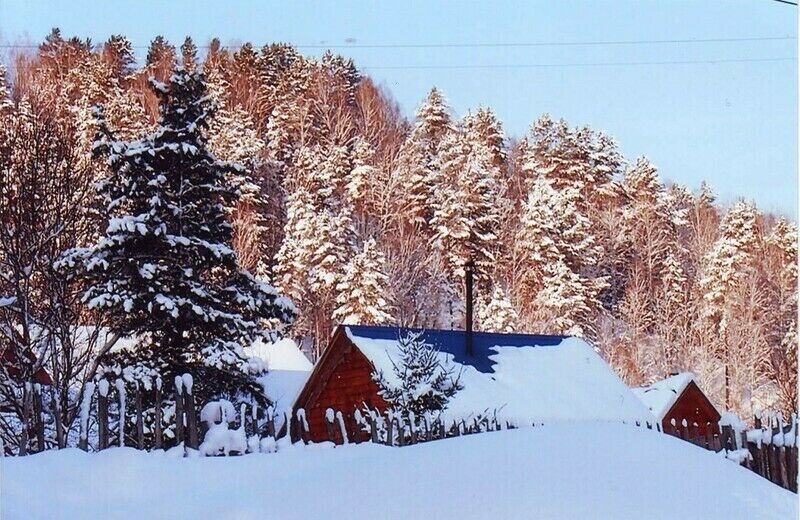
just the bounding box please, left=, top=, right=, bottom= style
left=372, top=332, right=462, bottom=424
left=60, top=68, right=295, bottom=407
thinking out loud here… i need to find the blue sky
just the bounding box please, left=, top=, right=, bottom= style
left=1, top=1, right=797, bottom=216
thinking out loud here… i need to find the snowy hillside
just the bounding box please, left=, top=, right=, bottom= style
left=3, top=424, right=795, bottom=520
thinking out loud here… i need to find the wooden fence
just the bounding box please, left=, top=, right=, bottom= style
left=8, top=377, right=799, bottom=495
left=667, top=414, right=798, bottom=493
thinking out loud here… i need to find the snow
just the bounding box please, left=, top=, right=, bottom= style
left=245, top=338, right=312, bottom=372
left=248, top=338, right=312, bottom=428
left=347, top=327, right=655, bottom=426
left=632, top=372, right=698, bottom=421
left=3, top=424, right=794, bottom=520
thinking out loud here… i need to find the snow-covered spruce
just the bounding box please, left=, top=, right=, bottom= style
left=371, top=332, right=462, bottom=426
left=57, top=68, right=295, bottom=445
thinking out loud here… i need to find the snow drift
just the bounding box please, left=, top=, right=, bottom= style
left=2, top=423, right=795, bottom=520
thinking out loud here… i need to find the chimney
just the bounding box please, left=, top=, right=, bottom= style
left=465, top=259, right=474, bottom=356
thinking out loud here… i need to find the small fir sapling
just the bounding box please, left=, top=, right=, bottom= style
left=371, top=332, right=462, bottom=427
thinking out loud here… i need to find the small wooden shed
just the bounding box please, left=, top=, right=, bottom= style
left=632, top=373, right=720, bottom=436
left=293, top=324, right=655, bottom=443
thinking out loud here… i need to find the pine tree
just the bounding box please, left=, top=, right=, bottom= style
left=698, top=201, right=760, bottom=323
left=394, top=88, right=452, bottom=227
left=275, top=144, right=354, bottom=356
left=697, top=201, right=763, bottom=410
left=180, top=37, right=198, bottom=72
left=103, top=35, right=136, bottom=78
left=145, top=36, right=176, bottom=81
left=333, top=238, right=393, bottom=325
left=430, top=116, right=501, bottom=279
left=59, top=69, right=295, bottom=408
left=764, top=218, right=798, bottom=413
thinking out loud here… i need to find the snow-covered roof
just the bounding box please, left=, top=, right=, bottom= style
left=344, top=325, right=656, bottom=426
left=632, top=372, right=697, bottom=421
left=247, top=339, right=312, bottom=424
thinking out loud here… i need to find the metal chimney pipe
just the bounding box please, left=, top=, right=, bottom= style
left=465, top=259, right=474, bottom=356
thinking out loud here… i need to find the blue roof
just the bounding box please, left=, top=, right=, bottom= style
left=343, top=325, right=569, bottom=374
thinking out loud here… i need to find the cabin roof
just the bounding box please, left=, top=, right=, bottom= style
left=344, top=325, right=567, bottom=373
left=632, top=372, right=700, bottom=421
left=343, top=325, right=655, bottom=426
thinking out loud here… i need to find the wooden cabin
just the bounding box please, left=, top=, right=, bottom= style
left=292, top=324, right=655, bottom=443
left=1, top=347, right=53, bottom=386
left=632, top=373, right=720, bottom=436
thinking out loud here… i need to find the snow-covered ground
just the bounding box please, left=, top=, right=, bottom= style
left=2, top=423, right=795, bottom=520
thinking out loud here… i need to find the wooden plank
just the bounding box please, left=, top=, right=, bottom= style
left=174, top=377, right=184, bottom=446
left=154, top=381, right=163, bottom=450
left=184, top=388, right=198, bottom=450
left=98, top=385, right=109, bottom=450
left=50, top=387, right=65, bottom=449
left=32, top=384, right=45, bottom=452
left=135, top=384, right=144, bottom=449
left=18, top=383, right=32, bottom=456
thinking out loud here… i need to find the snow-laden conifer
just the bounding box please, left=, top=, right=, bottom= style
left=59, top=68, right=295, bottom=408
left=372, top=332, right=462, bottom=424
left=477, top=285, right=518, bottom=333
left=333, top=238, right=393, bottom=325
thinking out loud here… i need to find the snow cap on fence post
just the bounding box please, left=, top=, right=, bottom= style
left=182, top=373, right=193, bottom=395
left=115, top=378, right=127, bottom=447
left=174, top=375, right=184, bottom=394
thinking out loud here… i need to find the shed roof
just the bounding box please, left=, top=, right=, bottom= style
left=632, top=372, right=698, bottom=421
left=344, top=325, right=655, bottom=426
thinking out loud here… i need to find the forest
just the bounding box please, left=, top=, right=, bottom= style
left=0, top=30, right=796, bottom=449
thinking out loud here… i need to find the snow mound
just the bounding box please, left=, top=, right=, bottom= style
left=246, top=338, right=312, bottom=371
left=247, top=338, right=312, bottom=427
left=3, top=424, right=794, bottom=519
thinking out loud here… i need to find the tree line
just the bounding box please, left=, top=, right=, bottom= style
left=0, top=30, right=795, bottom=450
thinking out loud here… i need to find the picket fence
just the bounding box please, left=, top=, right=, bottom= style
left=9, top=376, right=799, bottom=494
left=666, top=415, right=798, bottom=493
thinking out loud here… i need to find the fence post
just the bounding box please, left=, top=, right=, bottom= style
left=98, top=380, right=109, bottom=450
left=385, top=413, right=394, bottom=446
left=32, top=384, right=45, bottom=451
left=704, top=423, right=714, bottom=451
left=50, top=387, right=65, bottom=449
left=325, top=408, right=336, bottom=443
left=154, top=377, right=163, bottom=450
left=183, top=374, right=198, bottom=450
left=296, top=409, right=309, bottom=444
left=18, top=382, right=31, bottom=456
left=397, top=419, right=406, bottom=446
left=368, top=412, right=379, bottom=443
left=266, top=407, right=275, bottom=438
left=408, top=412, right=417, bottom=445
left=336, top=411, right=349, bottom=445
left=115, top=379, right=127, bottom=447
left=78, top=382, right=94, bottom=452
left=174, top=376, right=184, bottom=446
left=135, top=382, right=144, bottom=449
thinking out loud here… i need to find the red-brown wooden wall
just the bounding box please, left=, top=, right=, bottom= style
left=662, top=380, right=721, bottom=436
left=293, top=329, right=388, bottom=443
